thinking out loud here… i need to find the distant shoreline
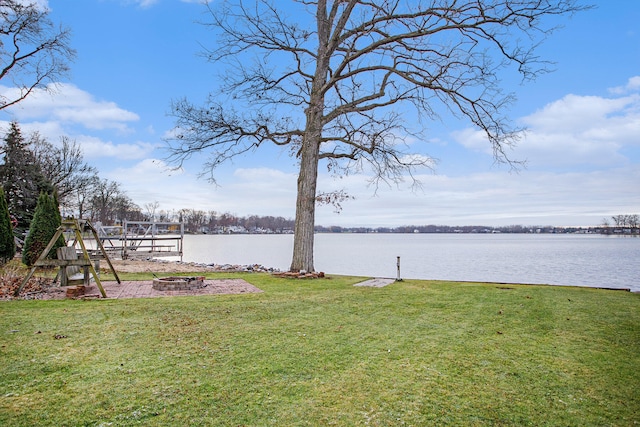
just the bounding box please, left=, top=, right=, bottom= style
left=193, top=226, right=639, bottom=235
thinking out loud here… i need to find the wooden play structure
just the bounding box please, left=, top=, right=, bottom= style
left=15, top=219, right=121, bottom=298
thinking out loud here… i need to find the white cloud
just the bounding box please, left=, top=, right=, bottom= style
left=313, top=166, right=640, bottom=227
left=517, top=93, right=640, bottom=168
left=451, top=128, right=490, bottom=153
left=106, top=163, right=298, bottom=218
left=104, top=159, right=199, bottom=211
left=452, top=91, right=640, bottom=169
left=0, top=120, right=155, bottom=163
left=0, top=83, right=139, bottom=131
left=399, top=153, right=437, bottom=168
left=609, top=76, right=640, bottom=95
left=0, top=119, right=65, bottom=141
left=232, top=167, right=295, bottom=188
left=522, top=94, right=637, bottom=132
left=134, top=0, right=159, bottom=7
left=76, top=135, right=156, bottom=160
left=117, top=0, right=159, bottom=7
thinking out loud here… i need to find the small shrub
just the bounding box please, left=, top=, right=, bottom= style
left=0, top=187, right=16, bottom=264
left=22, top=192, right=65, bottom=267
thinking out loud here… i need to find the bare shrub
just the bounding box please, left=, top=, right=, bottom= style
left=0, top=264, right=54, bottom=299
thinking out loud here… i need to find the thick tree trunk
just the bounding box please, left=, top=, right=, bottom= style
left=290, top=126, right=321, bottom=272
left=290, top=1, right=330, bottom=273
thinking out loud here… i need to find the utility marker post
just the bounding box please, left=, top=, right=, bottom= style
left=396, top=256, right=403, bottom=282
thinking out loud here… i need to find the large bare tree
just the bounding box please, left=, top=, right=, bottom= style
left=0, top=0, right=75, bottom=110
left=30, top=133, right=99, bottom=212
left=166, top=0, right=587, bottom=272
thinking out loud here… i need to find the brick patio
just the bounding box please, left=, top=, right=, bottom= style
left=79, top=279, right=262, bottom=299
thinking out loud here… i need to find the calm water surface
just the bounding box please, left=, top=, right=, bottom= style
left=180, top=233, right=639, bottom=292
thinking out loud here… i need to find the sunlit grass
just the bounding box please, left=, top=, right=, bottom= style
left=1, top=273, right=638, bottom=426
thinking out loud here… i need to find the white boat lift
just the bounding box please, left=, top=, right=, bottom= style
left=96, top=220, right=184, bottom=261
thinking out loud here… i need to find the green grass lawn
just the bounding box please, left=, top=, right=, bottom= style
left=1, top=272, right=638, bottom=426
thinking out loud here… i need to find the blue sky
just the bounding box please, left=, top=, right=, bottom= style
left=1, top=0, right=638, bottom=227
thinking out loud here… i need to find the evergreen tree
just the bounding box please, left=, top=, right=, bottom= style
left=0, top=122, right=52, bottom=235
left=0, top=187, right=16, bottom=264
left=22, top=193, right=65, bottom=267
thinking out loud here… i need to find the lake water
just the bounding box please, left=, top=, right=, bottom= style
left=178, top=233, right=640, bottom=292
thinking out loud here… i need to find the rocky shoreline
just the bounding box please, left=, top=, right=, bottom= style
left=111, top=259, right=326, bottom=278
left=110, top=258, right=280, bottom=274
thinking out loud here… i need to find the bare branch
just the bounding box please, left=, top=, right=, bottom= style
left=315, top=189, right=354, bottom=213
left=166, top=97, right=304, bottom=182
left=0, top=0, right=75, bottom=110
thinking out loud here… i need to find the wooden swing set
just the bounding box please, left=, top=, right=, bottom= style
left=15, top=219, right=121, bottom=298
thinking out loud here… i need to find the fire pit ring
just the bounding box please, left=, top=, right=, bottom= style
left=152, top=276, right=206, bottom=291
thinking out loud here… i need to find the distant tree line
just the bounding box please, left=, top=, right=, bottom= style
left=601, top=215, right=640, bottom=235
left=145, top=207, right=295, bottom=235
left=314, top=225, right=610, bottom=234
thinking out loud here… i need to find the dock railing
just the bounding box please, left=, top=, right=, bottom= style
left=94, top=221, right=184, bottom=261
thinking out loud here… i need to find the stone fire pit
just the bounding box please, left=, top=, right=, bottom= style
left=152, top=276, right=206, bottom=291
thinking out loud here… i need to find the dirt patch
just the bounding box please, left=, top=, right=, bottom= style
left=108, top=259, right=220, bottom=273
